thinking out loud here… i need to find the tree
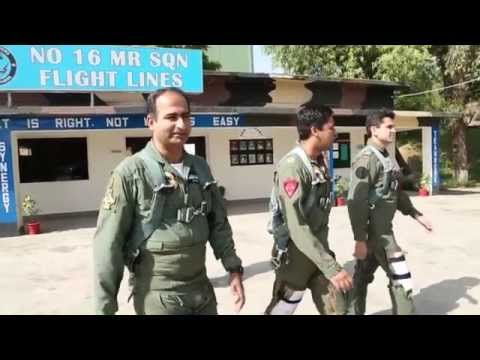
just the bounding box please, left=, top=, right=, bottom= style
left=430, top=45, right=480, bottom=183
left=159, top=45, right=221, bottom=70
left=265, top=45, right=480, bottom=183
left=264, top=45, right=443, bottom=110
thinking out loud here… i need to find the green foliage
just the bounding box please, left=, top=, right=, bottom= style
left=265, top=45, right=480, bottom=182
left=22, top=195, right=39, bottom=217
left=335, top=177, right=349, bottom=198
left=441, top=178, right=477, bottom=189
left=420, top=174, right=431, bottom=188
left=265, top=45, right=446, bottom=111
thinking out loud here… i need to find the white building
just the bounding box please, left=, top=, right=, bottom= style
left=1, top=71, right=456, bottom=236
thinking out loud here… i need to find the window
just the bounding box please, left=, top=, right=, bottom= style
left=18, top=138, right=89, bottom=183
left=230, top=138, right=273, bottom=166
left=126, top=137, right=150, bottom=155
left=332, top=133, right=351, bottom=169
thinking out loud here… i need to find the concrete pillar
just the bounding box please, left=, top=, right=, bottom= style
left=422, top=126, right=433, bottom=193
left=431, top=122, right=441, bottom=193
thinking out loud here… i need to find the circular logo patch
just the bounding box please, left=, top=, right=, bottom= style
left=0, top=47, right=17, bottom=85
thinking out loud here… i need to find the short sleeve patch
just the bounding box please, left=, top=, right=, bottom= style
left=103, top=174, right=121, bottom=210
left=283, top=178, right=299, bottom=198
left=355, top=166, right=369, bottom=180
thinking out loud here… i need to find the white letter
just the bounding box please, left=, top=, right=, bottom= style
left=150, top=52, right=162, bottom=67
left=88, top=49, right=101, bottom=66
left=172, top=73, right=183, bottom=87
left=75, top=71, right=89, bottom=86
left=39, top=70, right=51, bottom=86
left=146, top=72, right=159, bottom=87
left=111, top=51, right=126, bottom=66
left=176, top=53, right=188, bottom=68
left=47, top=48, right=62, bottom=64
left=127, top=72, right=138, bottom=87
left=107, top=72, right=117, bottom=87
left=160, top=73, right=170, bottom=87
left=128, top=51, right=141, bottom=66
left=30, top=47, right=45, bottom=64
left=162, top=53, right=175, bottom=70
left=91, top=71, right=105, bottom=87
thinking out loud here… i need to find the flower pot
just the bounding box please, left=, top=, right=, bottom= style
left=418, top=188, right=429, bottom=197
left=336, top=197, right=346, bottom=206
left=26, top=221, right=41, bottom=235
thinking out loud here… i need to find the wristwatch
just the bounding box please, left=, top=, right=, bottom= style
left=228, top=266, right=244, bottom=275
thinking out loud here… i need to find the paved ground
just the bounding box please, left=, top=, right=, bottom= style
left=1, top=188, right=479, bottom=315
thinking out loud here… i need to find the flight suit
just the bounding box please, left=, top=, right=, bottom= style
left=93, top=140, right=242, bottom=315
left=347, top=140, right=422, bottom=315
left=265, top=146, right=347, bottom=315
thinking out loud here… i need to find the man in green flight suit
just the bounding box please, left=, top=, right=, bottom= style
left=93, top=88, right=245, bottom=315
left=265, top=105, right=353, bottom=315
left=347, top=109, right=433, bottom=315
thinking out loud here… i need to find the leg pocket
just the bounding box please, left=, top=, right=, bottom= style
left=192, top=284, right=217, bottom=315
left=309, top=272, right=344, bottom=315
left=140, top=291, right=189, bottom=315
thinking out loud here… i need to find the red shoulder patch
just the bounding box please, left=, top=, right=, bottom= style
left=283, top=178, right=299, bottom=198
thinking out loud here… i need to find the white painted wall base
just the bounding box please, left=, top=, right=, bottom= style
left=422, top=127, right=433, bottom=192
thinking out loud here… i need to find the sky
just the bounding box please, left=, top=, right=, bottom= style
left=252, top=45, right=285, bottom=74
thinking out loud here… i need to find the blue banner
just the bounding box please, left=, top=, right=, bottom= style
left=0, top=114, right=245, bottom=131
left=0, top=45, right=203, bottom=93
left=432, top=123, right=440, bottom=191
left=328, top=147, right=335, bottom=199
left=0, top=112, right=244, bottom=227
left=0, top=130, right=17, bottom=224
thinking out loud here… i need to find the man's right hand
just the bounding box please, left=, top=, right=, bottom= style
left=353, top=241, right=368, bottom=260
left=330, top=270, right=353, bottom=293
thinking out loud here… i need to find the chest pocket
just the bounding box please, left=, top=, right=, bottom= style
left=134, top=174, right=155, bottom=215
left=390, top=170, right=401, bottom=192
left=375, top=168, right=399, bottom=201
left=306, top=182, right=332, bottom=230
left=187, top=174, right=206, bottom=209
left=188, top=171, right=218, bottom=210
left=304, top=165, right=332, bottom=230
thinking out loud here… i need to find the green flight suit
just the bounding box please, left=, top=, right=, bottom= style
left=347, top=140, right=422, bottom=315
left=265, top=146, right=347, bottom=315
left=93, top=140, right=242, bottom=315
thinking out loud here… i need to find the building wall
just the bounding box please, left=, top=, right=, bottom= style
left=13, top=126, right=298, bottom=214
left=203, top=127, right=297, bottom=200
left=206, top=45, right=253, bottom=72
left=14, top=129, right=150, bottom=215
left=12, top=125, right=405, bottom=215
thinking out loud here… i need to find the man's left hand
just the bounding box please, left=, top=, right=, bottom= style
left=229, top=272, right=245, bottom=313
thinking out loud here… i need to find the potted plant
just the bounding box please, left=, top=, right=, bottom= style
left=418, top=174, right=430, bottom=196
left=335, top=177, right=349, bottom=206
left=22, top=194, right=41, bottom=235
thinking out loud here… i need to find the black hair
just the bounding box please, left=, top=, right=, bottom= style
left=365, top=109, right=395, bottom=138
left=296, top=105, right=334, bottom=140
left=146, top=87, right=191, bottom=116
